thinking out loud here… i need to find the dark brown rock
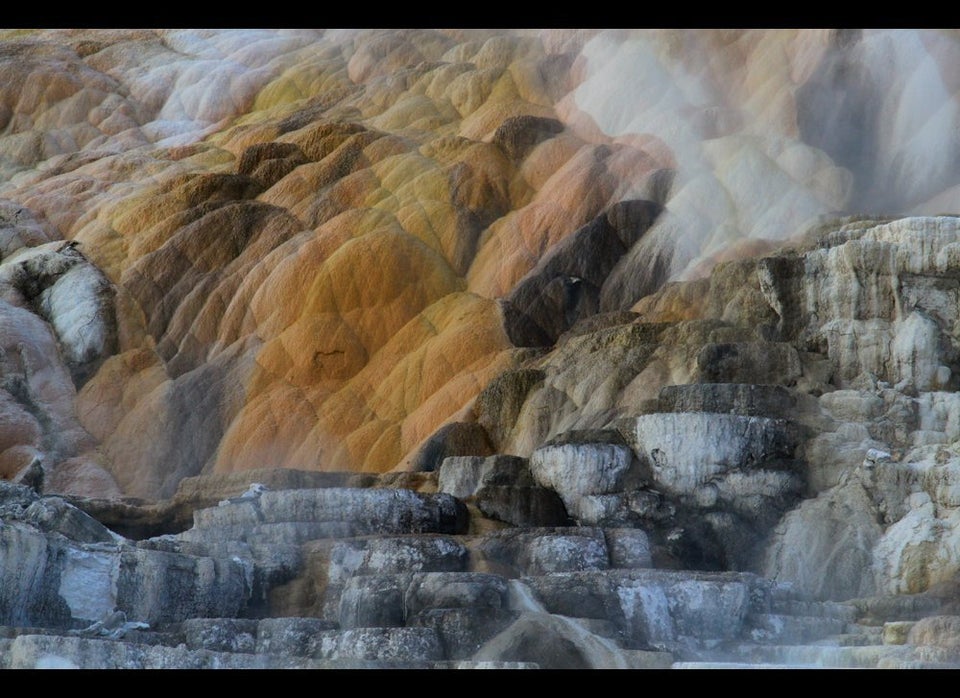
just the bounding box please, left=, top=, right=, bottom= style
left=411, top=422, right=495, bottom=472
left=492, top=115, right=564, bottom=161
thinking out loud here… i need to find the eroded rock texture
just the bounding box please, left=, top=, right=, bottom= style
left=0, top=28, right=954, bottom=502
left=0, top=29, right=959, bottom=668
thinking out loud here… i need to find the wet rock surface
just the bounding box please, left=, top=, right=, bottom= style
left=0, top=30, right=959, bottom=668
left=1, top=471, right=957, bottom=669
left=7, top=214, right=960, bottom=667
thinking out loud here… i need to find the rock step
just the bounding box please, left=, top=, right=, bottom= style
left=672, top=661, right=826, bottom=669
left=7, top=631, right=542, bottom=669
left=748, top=613, right=850, bottom=644
left=847, top=595, right=946, bottom=624
left=5, top=629, right=546, bottom=669
left=188, top=488, right=468, bottom=536
left=284, top=528, right=658, bottom=627
left=315, top=627, right=443, bottom=661
left=0, top=524, right=252, bottom=629
left=876, top=659, right=960, bottom=669
left=6, top=634, right=329, bottom=669
left=722, top=642, right=925, bottom=668
left=306, top=528, right=651, bottom=579
left=618, top=412, right=799, bottom=497
left=657, top=383, right=802, bottom=418
left=695, top=342, right=803, bottom=385
left=65, top=470, right=389, bottom=539
left=809, top=629, right=884, bottom=647
left=182, top=617, right=338, bottom=655
left=9, top=476, right=951, bottom=670
left=3, top=623, right=676, bottom=670
left=768, top=598, right=859, bottom=622
left=9, top=614, right=538, bottom=665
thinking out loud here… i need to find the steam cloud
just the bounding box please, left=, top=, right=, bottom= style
left=563, top=29, right=960, bottom=281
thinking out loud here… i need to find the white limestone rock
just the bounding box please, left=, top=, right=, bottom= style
left=873, top=497, right=960, bottom=595
left=477, top=528, right=610, bottom=576
left=624, top=412, right=795, bottom=496
left=907, top=616, right=960, bottom=649
left=762, top=479, right=883, bottom=600
left=604, top=529, right=653, bottom=569
left=757, top=218, right=960, bottom=399
left=913, top=457, right=960, bottom=509
left=255, top=617, right=337, bottom=657
left=327, top=535, right=468, bottom=586
left=338, top=572, right=509, bottom=629
left=891, top=311, right=950, bottom=392
left=182, top=618, right=257, bottom=653
left=192, top=487, right=468, bottom=536
left=0, top=241, right=116, bottom=385
left=0, top=505, right=251, bottom=629
left=438, top=454, right=530, bottom=499
left=0, top=523, right=67, bottom=627
left=711, top=469, right=804, bottom=519
left=22, top=497, right=121, bottom=544
left=6, top=633, right=321, bottom=669
left=38, top=262, right=116, bottom=384
left=316, top=627, right=444, bottom=662
left=405, top=572, right=511, bottom=617
left=523, top=569, right=753, bottom=649
left=818, top=389, right=887, bottom=424
left=0, top=301, right=93, bottom=452
left=529, top=439, right=636, bottom=522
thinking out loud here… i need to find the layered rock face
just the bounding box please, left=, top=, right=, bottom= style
left=0, top=28, right=959, bottom=668
left=2, top=470, right=958, bottom=669
left=0, top=28, right=955, bottom=498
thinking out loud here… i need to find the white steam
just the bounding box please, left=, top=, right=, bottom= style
left=567, top=29, right=960, bottom=281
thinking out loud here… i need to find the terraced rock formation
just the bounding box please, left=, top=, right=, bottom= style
left=0, top=28, right=959, bottom=668
left=2, top=469, right=958, bottom=669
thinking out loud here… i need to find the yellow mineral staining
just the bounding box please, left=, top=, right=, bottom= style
left=257, top=293, right=512, bottom=473
left=345, top=29, right=454, bottom=86
left=444, top=66, right=502, bottom=119
left=252, top=57, right=352, bottom=115
left=0, top=29, right=671, bottom=490
left=352, top=293, right=509, bottom=419
left=244, top=222, right=463, bottom=394
left=17, top=28, right=949, bottom=495
left=457, top=95, right=556, bottom=144
left=213, top=381, right=328, bottom=474
left=417, top=62, right=476, bottom=106
left=276, top=120, right=365, bottom=162
left=368, top=93, right=461, bottom=135
left=515, top=133, right=585, bottom=195
left=0, top=31, right=572, bottom=490
left=631, top=279, right=711, bottom=323
left=210, top=290, right=517, bottom=475
left=471, top=35, right=542, bottom=72
left=76, top=348, right=167, bottom=442
left=467, top=142, right=619, bottom=298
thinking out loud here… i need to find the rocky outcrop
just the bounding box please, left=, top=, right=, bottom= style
left=2, top=28, right=960, bottom=669
left=0, top=483, right=249, bottom=629
left=503, top=200, right=662, bottom=347
left=0, top=228, right=118, bottom=497
left=3, top=468, right=960, bottom=670
left=0, top=28, right=955, bottom=499
left=438, top=455, right=570, bottom=527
